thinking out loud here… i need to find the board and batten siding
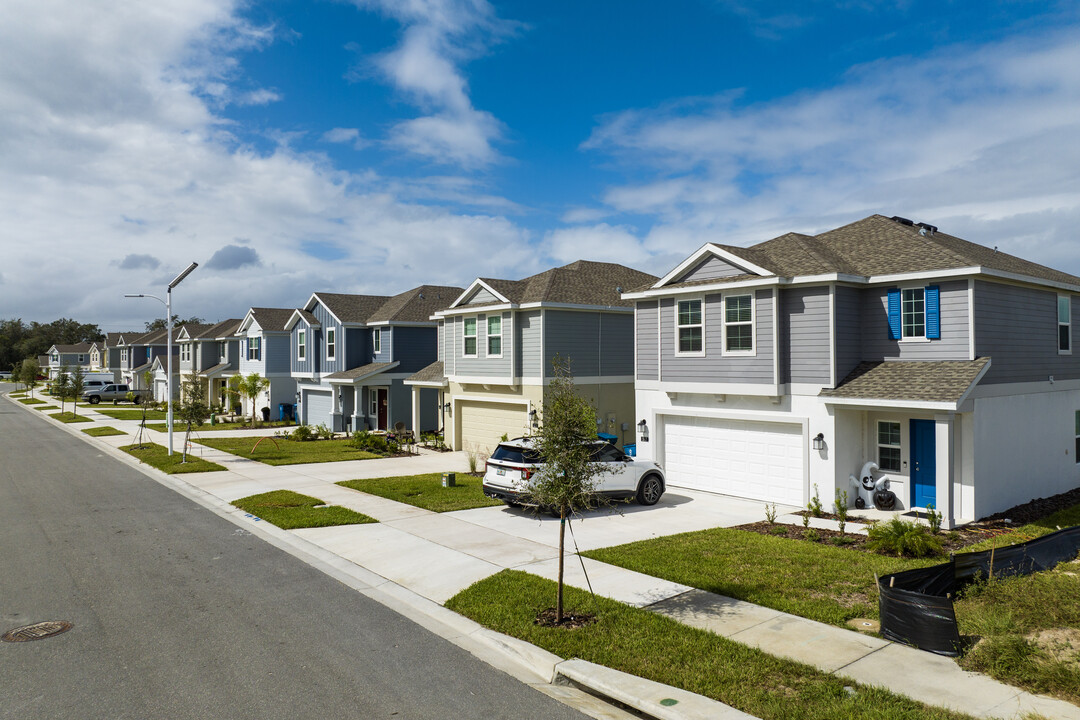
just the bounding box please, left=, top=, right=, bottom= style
left=451, top=312, right=513, bottom=377
left=833, top=286, right=862, bottom=383
left=291, top=322, right=319, bottom=376
left=659, top=289, right=774, bottom=384
left=860, top=280, right=969, bottom=361
left=311, top=303, right=345, bottom=375
left=263, top=335, right=290, bottom=375
left=677, top=255, right=748, bottom=283
left=517, top=310, right=542, bottom=378
left=974, top=280, right=1080, bottom=384
left=779, top=286, right=831, bottom=385
left=636, top=301, right=659, bottom=381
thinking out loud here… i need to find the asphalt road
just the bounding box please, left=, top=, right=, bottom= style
left=0, top=386, right=586, bottom=720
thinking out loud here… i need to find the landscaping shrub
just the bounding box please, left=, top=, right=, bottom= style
left=290, top=424, right=315, bottom=442
left=764, top=502, right=777, bottom=524
left=867, top=517, right=944, bottom=558
left=352, top=430, right=390, bottom=454
left=807, top=484, right=824, bottom=517
left=315, top=423, right=333, bottom=440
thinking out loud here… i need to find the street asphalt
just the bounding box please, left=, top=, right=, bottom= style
left=0, top=385, right=588, bottom=720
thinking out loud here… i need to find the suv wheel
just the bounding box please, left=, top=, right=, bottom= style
left=88, top=396, right=100, bottom=404
left=636, top=474, right=663, bottom=506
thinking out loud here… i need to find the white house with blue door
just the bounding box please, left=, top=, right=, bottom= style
left=627, top=214, right=1080, bottom=528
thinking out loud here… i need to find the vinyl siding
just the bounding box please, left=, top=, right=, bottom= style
left=443, top=320, right=454, bottom=375
left=544, top=310, right=601, bottom=377
left=636, top=301, right=659, bottom=381
left=833, top=286, right=862, bottom=383
left=860, top=280, right=969, bottom=361
left=451, top=313, right=512, bottom=377
left=291, top=322, right=318, bottom=375
left=659, top=290, right=774, bottom=384
left=345, top=328, right=369, bottom=368
left=600, top=313, right=634, bottom=376
left=437, top=320, right=444, bottom=362
left=678, top=255, right=747, bottom=282
left=263, top=335, right=290, bottom=375
left=464, top=287, right=501, bottom=305
left=974, top=280, right=1080, bottom=384
left=392, top=326, right=436, bottom=373
left=781, top=286, right=831, bottom=384
left=313, top=304, right=344, bottom=375
left=372, top=327, right=391, bottom=365
left=518, top=310, right=542, bottom=377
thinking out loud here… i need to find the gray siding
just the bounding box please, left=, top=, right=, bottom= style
left=392, top=326, right=437, bottom=374
left=600, top=313, right=634, bottom=376
left=781, top=286, right=831, bottom=384
left=290, top=322, right=318, bottom=375
left=860, top=280, right=969, bottom=361
left=659, top=290, right=775, bottom=384
left=437, top=320, right=444, bottom=362
left=545, top=310, right=601, bottom=377
left=636, top=301, right=659, bottom=381
left=464, top=287, right=500, bottom=305
left=345, top=327, right=368, bottom=368
left=974, top=281, right=1080, bottom=384
left=443, top=320, right=454, bottom=375
left=678, top=255, right=747, bottom=283
left=264, top=335, right=290, bottom=375
left=313, top=303, right=344, bottom=375
left=372, top=327, right=391, bottom=365
left=519, top=310, right=542, bottom=378
left=833, top=286, right=862, bottom=383
left=450, top=312, right=512, bottom=377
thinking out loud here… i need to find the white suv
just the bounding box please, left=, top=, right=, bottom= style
left=483, top=437, right=666, bottom=508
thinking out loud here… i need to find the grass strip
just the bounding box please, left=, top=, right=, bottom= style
left=82, top=426, right=127, bottom=437
left=196, top=436, right=380, bottom=465
left=964, top=505, right=1080, bottom=551
left=583, top=527, right=932, bottom=625
left=447, top=571, right=972, bottom=720
left=34, top=405, right=59, bottom=411
left=120, top=443, right=226, bottom=474
left=49, top=412, right=92, bottom=423
left=232, top=490, right=376, bottom=530
left=338, top=473, right=501, bottom=513
left=94, top=408, right=169, bottom=421
left=18, top=397, right=45, bottom=404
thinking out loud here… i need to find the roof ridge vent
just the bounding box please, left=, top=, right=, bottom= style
left=917, top=222, right=938, bottom=236
left=890, top=216, right=914, bottom=226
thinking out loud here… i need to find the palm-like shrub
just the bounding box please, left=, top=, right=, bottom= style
left=866, top=517, right=944, bottom=558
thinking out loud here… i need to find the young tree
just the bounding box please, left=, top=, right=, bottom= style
left=69, top=365, right=86, bottom=417
left=130, top=370, right=155, bottom=448
left=177, top=372, right=210, bottom=462
left=21, top=358, right=39, bottom=397
left=525, top=356, right=604, bottom=623
left=54, top=364, right=71, bottom=415
left=9, top=362, right=21, bottom=391
left=235, top=372, right=270, bottom=427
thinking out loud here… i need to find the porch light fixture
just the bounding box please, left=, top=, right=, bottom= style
left=529, top=408, right=538, bottom=429
left=443, top=401, right=452, bottom=412
left=812, top=432, right=825, bottom=451
left=637, top=419, right=649, bottom=442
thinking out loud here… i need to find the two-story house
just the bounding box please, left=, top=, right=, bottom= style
left=118, top=328, right=174, bottom=392
left=176, top=319, right=243, bottom=406
left=234, top=308, right=297, bottom=418
left=628, top=214, right=1080, bottom=528
left=411, top=260, right=657, bottom=453
left=289, top=286, right=463, bottom=432
left=45, top=343, right=94, bottom=379
left=98, top=332, right=138, bottom=382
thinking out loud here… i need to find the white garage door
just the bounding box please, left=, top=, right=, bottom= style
left=662, top=416, right=805, bottom=505
left=459, top=401, right=527, bottom=454
left=303, top=390, right=332, bottom=427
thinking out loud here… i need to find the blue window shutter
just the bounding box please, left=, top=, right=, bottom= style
left=926, top=285, right=940, bottom=339
left=887, top=289, right=901, bottom=340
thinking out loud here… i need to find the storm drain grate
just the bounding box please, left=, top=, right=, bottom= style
left=2, top=621, right=73, bottom=642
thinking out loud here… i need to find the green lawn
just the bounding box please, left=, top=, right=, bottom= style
left=82, top=426, right=127, bottom=437
left=338, top=473, right=501, bottom=513
left=232, top=490, right=376, bottom=530
left=447, top=571, right=972, bottom=720
left=49, top=412, right=93, bottom=423
left=120, top=443, right=226, bottom=474
left=34, top=405, right=59, bottom=411
left=965, top=504, right=1080, bottom=551
left=196, top=436, right=380, bottom=465
left=94, top=408, right=169, bottom=421
left=18, top=397, right=45, bottom=404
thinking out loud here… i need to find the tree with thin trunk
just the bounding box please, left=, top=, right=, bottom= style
left=524, top=356, right=604, bottom=623
left=131, top=370, right=154, bottom=448
left=55, top=364, right=71, bottom=415
left=177, top=372, right=209, bottom=462
left=10, top=363, right=21, bottom=391
left=234, top=372, right=271, bottom=427
left=69, top=365, right=85, bottom=417
left=21, top=358, right=39, bottom=397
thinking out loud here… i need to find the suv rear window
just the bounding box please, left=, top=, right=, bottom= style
left=490, top=445, right=543, bottom=464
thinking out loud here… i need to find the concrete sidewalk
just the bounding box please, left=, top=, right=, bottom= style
left=13, top=391, right=1080, bottom=720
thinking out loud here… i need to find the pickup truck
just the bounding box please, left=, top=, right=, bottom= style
left=82, top=384, right=141, bottom=404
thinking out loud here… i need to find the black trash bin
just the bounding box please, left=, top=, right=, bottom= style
left=261, top=406, right=270, bottom=422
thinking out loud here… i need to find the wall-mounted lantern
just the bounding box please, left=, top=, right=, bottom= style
left=637, top=419, right=649, bottom=442
left=529, top=408, right=538, bottom=429
left=812, top=432, right=825, bottom=451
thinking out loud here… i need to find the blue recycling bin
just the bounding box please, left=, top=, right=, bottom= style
left=623, top=443, right=637, bottom=457
left=278, top=403, right=296, bottom=422
left=597, top=432, right=618, bottom=445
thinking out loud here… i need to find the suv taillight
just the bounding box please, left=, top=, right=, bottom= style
left=522, top=468, right=533, bottom=480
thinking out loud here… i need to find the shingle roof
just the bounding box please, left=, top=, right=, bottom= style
left=324, top=361, right=398, bottom=381
left=405, top=361, right=446, bottom=385
left=248, top=307, right=295, bottom=332
left=819, top=358, right=991, bottom=404
left=313, top=293, right=392, bottom=324
left=293, top=309, right=319, bottom=327
left=368, top=285, right=463, bottom=323
left=197, top=318, right=242, bottom=339
left=476, top=261, right=658, bottom=307
left=177, top=323, right=213, bottom=340
left=197, top=362, right=234, bottom=377
left=51, top=343, right=93, bottom=353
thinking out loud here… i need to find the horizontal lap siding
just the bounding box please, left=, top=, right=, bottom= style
left=519, top=310, right=541, bottom=378
left=345, top=328, right=368, bottom=368
left=660, top=290, right=774, bottom=384
left=464, top=287, right=500, bottom=305
left=833, top=286, right=862, bottom=383
left=784, top=287, right=831, bottom=384
left=861, top=280, right=969, bottom=361
left=636, top=301, right=659, bottom=380
left=975, top=280, right=1080, bottom=384
left=264, top=335, right=290, bottom=374
left=392, top=327, right=436, bottom=374
left=545, top=310, right=600, bottom=377
left=453, top=312, right=512, bottom=377
left=678, top=255, right=746, bottom=282
left=600, top=313, right=634, bottom=376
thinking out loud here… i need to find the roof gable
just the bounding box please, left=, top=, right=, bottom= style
left=308, top=292, right=391, bottom=325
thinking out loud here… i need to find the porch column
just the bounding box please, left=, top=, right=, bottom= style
left=934, top=413, right=956, bottom=530
left=352, top=386, right=362, bottom=430
left=410, top=386, right=421, bottom=436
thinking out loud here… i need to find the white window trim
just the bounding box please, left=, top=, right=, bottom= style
left=674, top=297, right=705, bottom=357
left=370, top=390, right=378, bottom=416
left=297, top=329, right=306, bottom=361
left=1058, top=294, right=1072, bottom=356
left=248, top=336, right=261, bottom=361
left=326, top=328, right=336, bottom=362
left=462, top=316, right=478, bottom=358
left=900, top=286, right=928, bottom=342
left=372, top=328, right=381, bottom=355
left=486, top=314, right=503, bottom=358
left=722, top=293, right=756, bottom=356
left=121, top=349, right=128, bottom=363
left=877, top=419, right=903, bottom=473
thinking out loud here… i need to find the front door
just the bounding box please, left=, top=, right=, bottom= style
left=377, top=388, right=388, bottom=431
left=910, top=419, right=936, bottom=508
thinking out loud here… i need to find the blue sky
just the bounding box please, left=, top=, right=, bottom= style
left=1, top=0, right=1078, bottom=328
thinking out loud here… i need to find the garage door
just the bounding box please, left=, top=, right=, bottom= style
left=303, top=390, right=332, bottom=427
left=458, top=401, right=527, bottom=454
left=662, top=416, right=804, bottom=505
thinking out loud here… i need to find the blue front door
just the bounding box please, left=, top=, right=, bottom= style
left=910, top=419, right=936, bottom=508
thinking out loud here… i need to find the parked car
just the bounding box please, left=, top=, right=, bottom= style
left=81, top=384, right=140, bottom=404
left=483, top=437, right=666, bottom=508
left=0, top=371, right=11, bottom=380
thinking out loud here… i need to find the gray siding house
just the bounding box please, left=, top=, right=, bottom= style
left=629, top=214, right=1080, bottom=527
left=176, top=319, right=243, bottom=408
left=234, top=308, right=298, bottom=420
left=45, top=343, right=94, bottom=379
left=412, top=260, right=657, bottom=453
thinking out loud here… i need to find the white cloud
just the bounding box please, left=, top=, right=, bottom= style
left=321, top=127, right=371, bottom=150
left=236, top=88, right=282, bottom=106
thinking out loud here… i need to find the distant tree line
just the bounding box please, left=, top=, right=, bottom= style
left=0, top=318, right=104, bottom=371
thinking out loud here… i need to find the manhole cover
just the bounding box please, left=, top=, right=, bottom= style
left=2, top=621, right=73, bottom=642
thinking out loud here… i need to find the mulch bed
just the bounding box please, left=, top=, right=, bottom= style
left=534, top=608, right=598, bottom=629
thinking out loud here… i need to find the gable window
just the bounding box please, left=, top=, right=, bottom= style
left=297, top=330, right=306, bottom=361
left=372, top=328, right=381, bottom=354
left=326, top=328, right=336, bottom=361
left=888, top=286, right=940, bottom=340
left=463, top=317, right=477, bottom=356
left=247, top=337, right=261, bottom=361
left=676, top=299, right=703, bottom=354
left=180, top=345, right=190, bottom=362
left=219, top=342, right=227, bottom=362
left=878, top=421, right=902, bottom=472
left=121, top=349, right=128, bottom=363
left=1059, top=295, right=1071, bottom=354
left=724, top=295, right=753, bottom=353
left=51, top=352, right=59, bottom=363
left=487, top=315, right=502, bottom=356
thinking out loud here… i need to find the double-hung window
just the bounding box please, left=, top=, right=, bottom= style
left=902, top=288, right=925, bottom=338
left=487, top=315, right=502, bottom=356
left=247, top=337, right=261, bottom=361
left=297, top=330, right=306, bottom=361
left=676, top=299, right=703, bottom=354
left=463, top=317, right=477, bottom=356
left=888, top=286, right=940, bottom=340
left=179, top=345, right=189, bottom=362
left=1059, top=295, right=1072, bottom=354
left=878, top=421, right=902, bottom=472
left=121, top=348, right=128, bottom=363
left=372, top=328, right=381, bottom=354
left=326, top=328, right=336, bottom=361
left=724, top=295, right=753, bottom=353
